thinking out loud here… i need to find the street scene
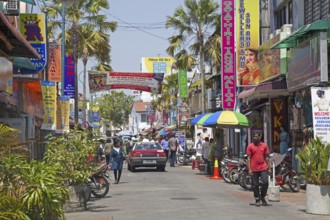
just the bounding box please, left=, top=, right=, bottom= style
left=1, top=0, right=330, bottom=220
left=65, top=164, right=329, bottom=220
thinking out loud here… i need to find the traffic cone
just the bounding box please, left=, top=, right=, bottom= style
left=209, top=158, right=222, bottom=180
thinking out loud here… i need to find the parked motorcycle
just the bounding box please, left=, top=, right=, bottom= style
left=86, top=163, right=110, bottom=201
left=271, top=149, right=300, bottom=192
left=177, top=148, right=196, bottom=164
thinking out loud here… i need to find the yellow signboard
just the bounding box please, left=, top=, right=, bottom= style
left=141, top=57, right=175, bottom=76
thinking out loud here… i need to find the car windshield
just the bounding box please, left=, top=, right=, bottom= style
left=135, top=143, right=162, bottom=150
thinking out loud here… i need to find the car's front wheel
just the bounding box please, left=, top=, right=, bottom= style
left=131, top=166, right=136, bottom=172
left=158, top=165, right=166, bottom=172
left=127, top=163, right=131, bottom=171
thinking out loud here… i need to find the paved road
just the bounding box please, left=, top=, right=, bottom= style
left=65, top=164, right=329, bottom=220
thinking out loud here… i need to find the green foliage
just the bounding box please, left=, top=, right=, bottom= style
left=99, top=91, right=134, bottom=129
left=0, top=193, right=30, bottom=220
left=296, top=137, right=330, bottom=185
left=43, top=127, right=96, bottom=185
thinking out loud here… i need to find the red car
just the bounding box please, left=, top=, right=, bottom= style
left=127, top=141, right=167, bottom=172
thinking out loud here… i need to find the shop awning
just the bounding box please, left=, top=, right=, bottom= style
left=272, top=18, right=330, bottom=49
left=11, top=57, right=36, bottom=73
left=238, top=78, right=288, bottom=102
left=0, top=12, right=40, bottom=59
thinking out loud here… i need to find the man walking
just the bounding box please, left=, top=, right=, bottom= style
left=202, top=137, right=211, bottom=175
left=161, top=136, right=169, bottom=160
left=169, top=135, right=178, bottom=167
left=246, top=132, right=271, bottom=206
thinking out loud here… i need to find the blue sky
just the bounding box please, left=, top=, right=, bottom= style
left=89, top=0, right=186, bottom=72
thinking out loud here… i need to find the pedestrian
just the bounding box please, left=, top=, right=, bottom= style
left=202, top=137, right=211, bottom=175
left=104, top=138, right=113, bottom=165
left=161, top=135, right=169, bottom=160
left=97, top=139, right=106, bottom=163
left=168, top=134, right=178, bottom=167
left=246, top=132, right=271, bottom=206
left=109, top=138, right=127, bottom=184
left=279, top=125, right=289, bottom=155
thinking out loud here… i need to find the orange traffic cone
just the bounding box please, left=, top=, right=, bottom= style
left=209, top=158, right=222, bottom=180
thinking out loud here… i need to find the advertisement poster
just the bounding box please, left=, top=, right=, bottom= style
left=221, top=0, right=236, bottom=110
left=194, top=125, right=213, bottom=156
left=22, top=80, right=43, bottom=119
left=19, top=14, right=47, bottom=74
left=178, top=69, right=188, bottom=98
left=311, top=87, right=330, bottom=144
left=236, top=0, right=260, bottom=86
left=175, top=131, right=186, bottom=151
left=41, top=81, right=56, bottom=130
left=48, top=43, right=61, bottom=82
left=91, top=106, right=100, bottom=128
left=56, top=96, right=70, bottom=133
left=106, top=72, right=164, bottom=94
left=64, top=51, right=75, bottom=98
left=141, top=57, right=175, bottom=77
left=89, top=71, right=109, bottom=93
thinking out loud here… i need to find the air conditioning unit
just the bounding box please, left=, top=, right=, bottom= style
left=281, top=24, right=292, bottom=34
left=5, top=0, right=19, bottom=15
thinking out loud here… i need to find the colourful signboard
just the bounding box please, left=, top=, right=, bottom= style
left=41, top=81, right=57, bottom=130
left=141, top=57, right=175, bottom=76
left=311, top=87, right=330, bottom=144
left=106, top=72, right=164, bottom=94
left=89, top=71, right=109, bottom=93
left=178, top=69, right=188, bottom=98
left=48, top=43, right=61, bottom=82
left=236, top=0, right=260, bottom=86
left=56, top=96, right=70, bottom=133
left=91, top=106, right=100, bottom=128
left=19, top=14, right=47, bottom=74
left=221, top=0, right=236, bottom=110
left=271, top=98, right=288, bottom=153
left=0, top=57, right=13, bottom=94
left=64, top=51, right=75, bottom=98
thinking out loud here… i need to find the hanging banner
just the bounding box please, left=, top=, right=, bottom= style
left=48, top=43, right=61, bottom=82
left=236, top=0, right=260, bottom=86
left=270, top=98, right=288, bottom=153
left=19, top=14, right=47, bottom=74
left=311, top=87, right=330, bottom=144
left=64, top=50, right=75, bottom=98
left=178, top=69, right=188, bottom=98
left=89, top=72, right=109, bottom=93
left=221, top=0, right=236, bottom=110
left=41, top=81, right=56, bottom=130
left=141, top=57, right=175, bottom=77
left=106, top=72, right=164, bottom=94
left=91, top=106, right=100, bottom=128
left=56, top=96, right=70, bottom=133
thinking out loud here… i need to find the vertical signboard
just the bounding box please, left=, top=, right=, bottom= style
left=56, top=96, right=70, bottom=133
left=0, top=57, right=13, bottom=94
left=20, top=14, right=47, bottom=74
left=64, top=51, right=75, bottom=98
left=236, top=0, right=260, bottom=86
left=91, top=106, right=100, bottom=128
left=48, top=43, right=61, bottom=82
left=41, top=81, right=57, bottom=130
left=178, top=69, right=188, bottom=98
left=221, top=0, right=236, bottom=110
left=271, top=98, right=288, bottom=153
left=311, top=87, right=330, bottom=144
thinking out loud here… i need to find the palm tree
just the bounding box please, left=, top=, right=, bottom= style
left=44, top=0, right=117, bottom=123
left=166, top=0, right=220, bottom=114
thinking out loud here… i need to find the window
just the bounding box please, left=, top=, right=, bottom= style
left=141, top=114, right=147, bottom=123
left=305, top=0, right=329, bottom=24
left=276, top=6, right=287, bottom=29
left=288, top=1, right=293, bottom=24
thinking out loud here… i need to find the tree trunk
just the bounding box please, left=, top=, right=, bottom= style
left=83, top=63, right=87, bottom=125
left=200, top=45, right=205, bottom=114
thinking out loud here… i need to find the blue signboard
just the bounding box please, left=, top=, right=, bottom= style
left=64, top=53, right=75, bottom=98
left=175, top=131, right=186, bottom=150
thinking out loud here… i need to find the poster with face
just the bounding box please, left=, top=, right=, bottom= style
left=311, top=87, right=330, bottom=144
